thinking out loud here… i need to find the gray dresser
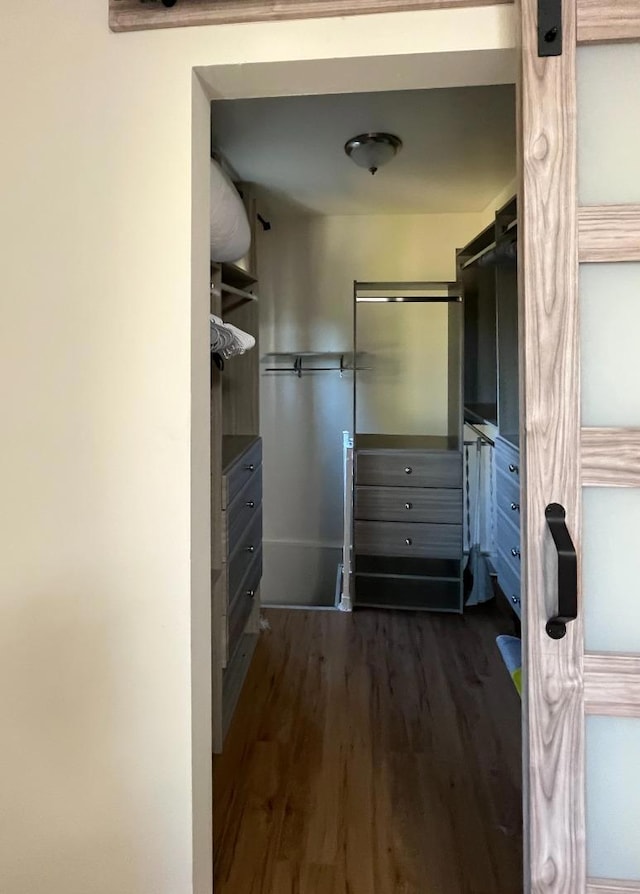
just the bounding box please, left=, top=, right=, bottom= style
left=220, top=436, right=263, bottom=734
left=353, top=435, right=463, bottom=611
left=494, top=435, right=521, bottom=618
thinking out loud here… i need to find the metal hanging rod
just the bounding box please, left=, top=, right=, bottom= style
left=356, top=296, right=460, bottom=303
left=263, top=353, right=371, bottom=378
left=355, top=280, right=461, bottom=302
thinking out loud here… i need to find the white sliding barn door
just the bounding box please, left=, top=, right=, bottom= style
left=520, top=0, right=640, bottom=891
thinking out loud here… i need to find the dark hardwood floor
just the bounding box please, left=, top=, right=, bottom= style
left=214, top=603, right=523, bottom=894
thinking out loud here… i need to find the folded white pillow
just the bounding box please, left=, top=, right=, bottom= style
left=210, top=159, right=251, bottom=262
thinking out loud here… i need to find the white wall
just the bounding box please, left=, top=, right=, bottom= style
left=1, top=9, right=209, bottom=893
left=356, top=300, right=450, bottom=435
left=479, top=176, right=518, bottom=225
left=0, top=3, right=515, bottom=892
left=259, top=211, right=488, bottom=605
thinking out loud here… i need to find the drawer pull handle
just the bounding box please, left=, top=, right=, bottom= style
left=511, top=547, right=520, bottom=559
left=245, top=463, right=255, bottom=472
left=545, top=502, right=578, bottom=641
left=405, top=537, right=413, bottom=546
left=246, top=545, right=255, bottom=554
left=511, top=595, right=521, bottom=605
left=510, top=502, right=520, bottom=512
left=246, top=589, right=255, bottom=598
left=405, top=502, right=413, bottom=510
left=404, top=466, right=413, bottom=475
left=245, top=500, right=255, bottom=508
left=508, top=463, right=519, bottom=474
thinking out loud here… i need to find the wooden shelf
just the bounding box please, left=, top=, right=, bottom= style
left=220, top=261, right=257, bottom=288
left=211, top=261, right=258, bottom=310
left=458, top=219, right=496, bottom=265
left=221, top=281, right=258, bottom=311
left=354, top=575, right=463, bottom=612
left=464, top=403, right=498, bottom=427
left=355, top=555, right=462, bottom=580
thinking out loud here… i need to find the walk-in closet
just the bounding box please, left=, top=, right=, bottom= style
left=209, top=84, right=523, bottom=894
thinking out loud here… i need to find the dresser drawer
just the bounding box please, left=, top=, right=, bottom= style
left=224, top=467, right=262, bottom=556
left=227, top=509, right=262, bottom=603
left=496, top=554, right=521, bottom=619
left=222, top=438, right=262, bottom=509
left=227, top=550, right=261, bottom=662
left=355, top=519, right=462, bottom=559
left=496, top=508, right=521, bottom=579
left=356, top=450, right=462, bottom=489
left=495, top=438, right=520, bottom=484
left=496, top=467, right=521, bottom=519
left=355, top=486, right=462, bottom=524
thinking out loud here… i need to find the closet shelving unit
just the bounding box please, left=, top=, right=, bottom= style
left=458, top=195, right=518, bottom=436
left=458, top=220, right=499, bottom=427
left=210, top=185, right=263, bottom=753
left=262, top=351, right=369, bottom=377
left=494, top=195, right=519, bottom=446
left=351, top=280, right=465, bottom=613
left=212, top=261, right=259, bottom=313
left=458, top=195, right=522, bottom=627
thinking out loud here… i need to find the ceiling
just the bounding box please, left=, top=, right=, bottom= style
left=211, top=85, right=516, bottom=216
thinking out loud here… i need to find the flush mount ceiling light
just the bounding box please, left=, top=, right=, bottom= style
left=344, top=132, right=402, bottom=176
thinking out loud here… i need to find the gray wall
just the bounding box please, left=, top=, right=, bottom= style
left=258, top=210, right=489, bottom=606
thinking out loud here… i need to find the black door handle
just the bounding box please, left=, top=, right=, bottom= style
left=545, top=503, right=578, bottom=640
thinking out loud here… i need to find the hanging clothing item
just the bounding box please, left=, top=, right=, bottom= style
left=209, top=314, right=255, bottom=359
left=464, top=438, right=494, bottom=606
left=210, top=317, right=236, bottom=355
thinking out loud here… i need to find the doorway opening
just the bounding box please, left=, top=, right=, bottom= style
left=200, top=59, right=522, bottom=894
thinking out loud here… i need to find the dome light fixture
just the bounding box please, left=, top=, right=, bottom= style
left=344, top=132, right=403, bottom=175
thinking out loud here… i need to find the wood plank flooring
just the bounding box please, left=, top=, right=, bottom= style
left=213, top=604, right=523, bottom=894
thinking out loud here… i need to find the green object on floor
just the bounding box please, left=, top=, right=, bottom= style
left=496, top=635, right=522, bottom=697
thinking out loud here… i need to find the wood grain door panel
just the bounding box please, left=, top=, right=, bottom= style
left=110, top=0, right=511, bottom=32
left=522, top=0, right=640, bottom=888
